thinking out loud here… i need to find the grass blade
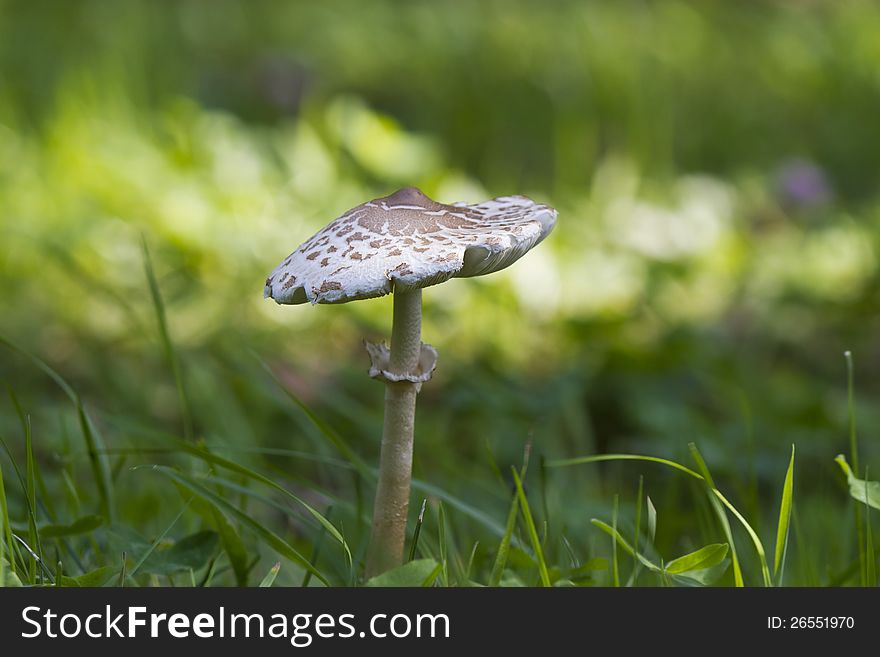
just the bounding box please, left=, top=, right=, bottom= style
left=438, top=501, right=449, bottom=587
left=12, top=534, right=54, bottom=583
left=8, top=391, right=44, bottom=583
left=161, top=438, right=351, bottom=564
left=0, top=461, right=13, bottom=582
left=75, top=406, right=115, bottom=523
left=611, top=494, right=620, bottom=587
left=23, top=413, right=41, bottom=583
left=489, top=486, right=519, bottom=586
left=549, top=451, right=770, bottom=586
left=465, top=541, right=479, bottom=582
left=0, top=336, right=114, bottom=522
left=117, top=552, right=127, bottom=587
left=774, top=445, right=796, bottom=584
left=260, top=562, right=281, bottom=587
left=834, top=455, right=880, bottom=510
left=151, top=466, right=329, bottom=585
left=142, top=237, right=193, bottom=442
left=845, top=351, right=859, bottom=476
left=211, top=508, right=249, bottom=587
left=714, top=488, right=770, bottom=587
left=422, top=562, right=443, bottom=587
left=835, top=455, right=880, bottom=586
left=410, top=478, right=506, bottom=538
left=129, top=503, right=190, bottom=578
left=548, top=454, right=701, bottom=478
left=665, top=543, right=729, bottom=574
left=302, top=506, right=333, bottom=587
left=866, top=472, right=876, bottom=587
left=629, top=475, right=644, bottom=586
left=488, top=447, right=530, bottom=587
left=511, top=468, right=550, bottom=587
left=408, top=499, right=427, bottom=562
left=688, top=444, right=744, bottom=587
left=845, top=350, right=866, bottom=586
left=590, top=520, right=659, bottom=571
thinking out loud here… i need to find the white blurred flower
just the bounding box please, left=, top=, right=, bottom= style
left=607, top=176, right=732, bottom=261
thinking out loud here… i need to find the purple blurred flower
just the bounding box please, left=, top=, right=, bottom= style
left=776, top=159, right=832, bottom=210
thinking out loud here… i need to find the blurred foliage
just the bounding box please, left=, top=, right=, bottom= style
left=0, top=0, right=878, bottom=585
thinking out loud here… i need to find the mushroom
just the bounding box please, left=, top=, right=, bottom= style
left=264, top=186, right=557, bottom=577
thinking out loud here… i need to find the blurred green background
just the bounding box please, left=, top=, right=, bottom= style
left=1, top=0, right=878, bottom=585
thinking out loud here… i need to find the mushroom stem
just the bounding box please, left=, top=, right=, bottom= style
left=365, top=287, right=423, bottom=577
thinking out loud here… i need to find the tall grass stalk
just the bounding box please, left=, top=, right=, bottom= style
left=773, top=445, right=795, bottom=586
left=0, top=462, right=12, bottom=583
left=629, top=474, right=644, bottom=586
left=142, top=238, right=193, bottom=442
left=511, top=468, right=551, bottom=587
left=688, top=444, right=745, bottom=587
left=611, top=494, right=620, bottom=587
left=844, top=351, right=867, bottom=586
left=865, top=471, right=876, bottom=587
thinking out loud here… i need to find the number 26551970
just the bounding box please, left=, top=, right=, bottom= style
left=768, top=616, right=854, bottom=629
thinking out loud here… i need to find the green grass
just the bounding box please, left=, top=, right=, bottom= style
left=549, top=451, right=772, bottom=586
left=1, top=326, right=876, bottom=586
left=511, top=468, right=551, bottom=587
left=774, top=445, right=795, bottom=586
left=1, top=0, right=879, bottom=588
left=0, top=456, right=13, bottom=585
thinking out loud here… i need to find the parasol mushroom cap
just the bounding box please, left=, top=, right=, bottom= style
left=264, top=187, right=557, bottom=305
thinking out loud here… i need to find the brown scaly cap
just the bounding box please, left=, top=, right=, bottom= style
left=264, top=187, right=557, bottom=305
